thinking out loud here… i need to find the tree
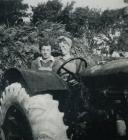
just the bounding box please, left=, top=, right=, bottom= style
left=124, top=0, right=128, bottom=3
left=57, top=1, right=75, bottom=27
left=65, top=7, right=101, bottom=37
left=100, top=9, right=123, bottom=29
left=32, top=0, right=63, bottom=24
left=0, top=0, right=28, bottom=26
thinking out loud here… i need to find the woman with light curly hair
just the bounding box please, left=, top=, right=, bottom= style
left=53, top=36, right=76, bottom=73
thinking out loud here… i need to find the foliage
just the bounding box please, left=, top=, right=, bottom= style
left=1, top=0, right=128, bottom=69
left=124, top=0, right=128, bottom=3
left=0, top=21, right=71, bottom=71
left=0, top=24, right=38, bottom=70
left=97, top=7, right=128, bottom=52
left=57, top=1, right=75, bottom=28
left=0, top=0, right=28, bottom=26
left=66, top=7, right=101, bottom=37
left=32, top=0, right=63, bottom=24
left=37, top=20, right=71, bottom=54
left=32, top=1, right=101, bottom=37
left=101, top=9, right=122, bottom=27
left=31, top=0, right=128, bottom=54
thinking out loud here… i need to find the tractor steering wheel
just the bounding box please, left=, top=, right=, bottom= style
left=57, top=57, right=87, bottom=85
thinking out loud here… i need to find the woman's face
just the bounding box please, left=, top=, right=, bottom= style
left=59, top=41, right=71, bottom=56
left=40, top=45, right=51, bottom=59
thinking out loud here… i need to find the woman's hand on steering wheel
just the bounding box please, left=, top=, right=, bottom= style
left=57, top=57, right=87, bottom=85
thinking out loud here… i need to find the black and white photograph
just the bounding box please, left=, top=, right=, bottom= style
left=0, top=0, right=128, bottom=140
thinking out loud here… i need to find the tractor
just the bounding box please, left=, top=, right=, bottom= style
left=0, top=57, right=128, bottom=140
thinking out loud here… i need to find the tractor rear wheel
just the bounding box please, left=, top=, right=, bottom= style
left=0, top=83, right=68, bottom=140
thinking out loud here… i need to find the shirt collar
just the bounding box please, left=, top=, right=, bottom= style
left=38, top=56, right=54, bottom=63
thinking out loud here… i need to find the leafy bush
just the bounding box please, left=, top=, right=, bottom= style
left=0, top=0, right=28, bottom=25
left=0, top=21, right=72, bottom=71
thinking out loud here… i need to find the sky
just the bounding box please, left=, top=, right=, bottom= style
left=23, top=0, right=128, bottom=11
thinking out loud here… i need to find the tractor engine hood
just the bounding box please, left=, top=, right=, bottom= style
left=3, top=68, right=68, bottom=95
left=80, top=59, right=128, bottom=89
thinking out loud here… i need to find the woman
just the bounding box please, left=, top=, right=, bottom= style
left=53, top=36, right=76, bottom=73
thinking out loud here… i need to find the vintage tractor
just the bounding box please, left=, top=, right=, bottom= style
left=0, top=57, right=128, bottom=140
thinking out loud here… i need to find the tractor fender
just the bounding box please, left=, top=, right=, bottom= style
left=3, top=68, right=68, bottom=95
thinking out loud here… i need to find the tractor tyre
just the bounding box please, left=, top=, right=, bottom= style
left=0, top=83, right=68, bottom=140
